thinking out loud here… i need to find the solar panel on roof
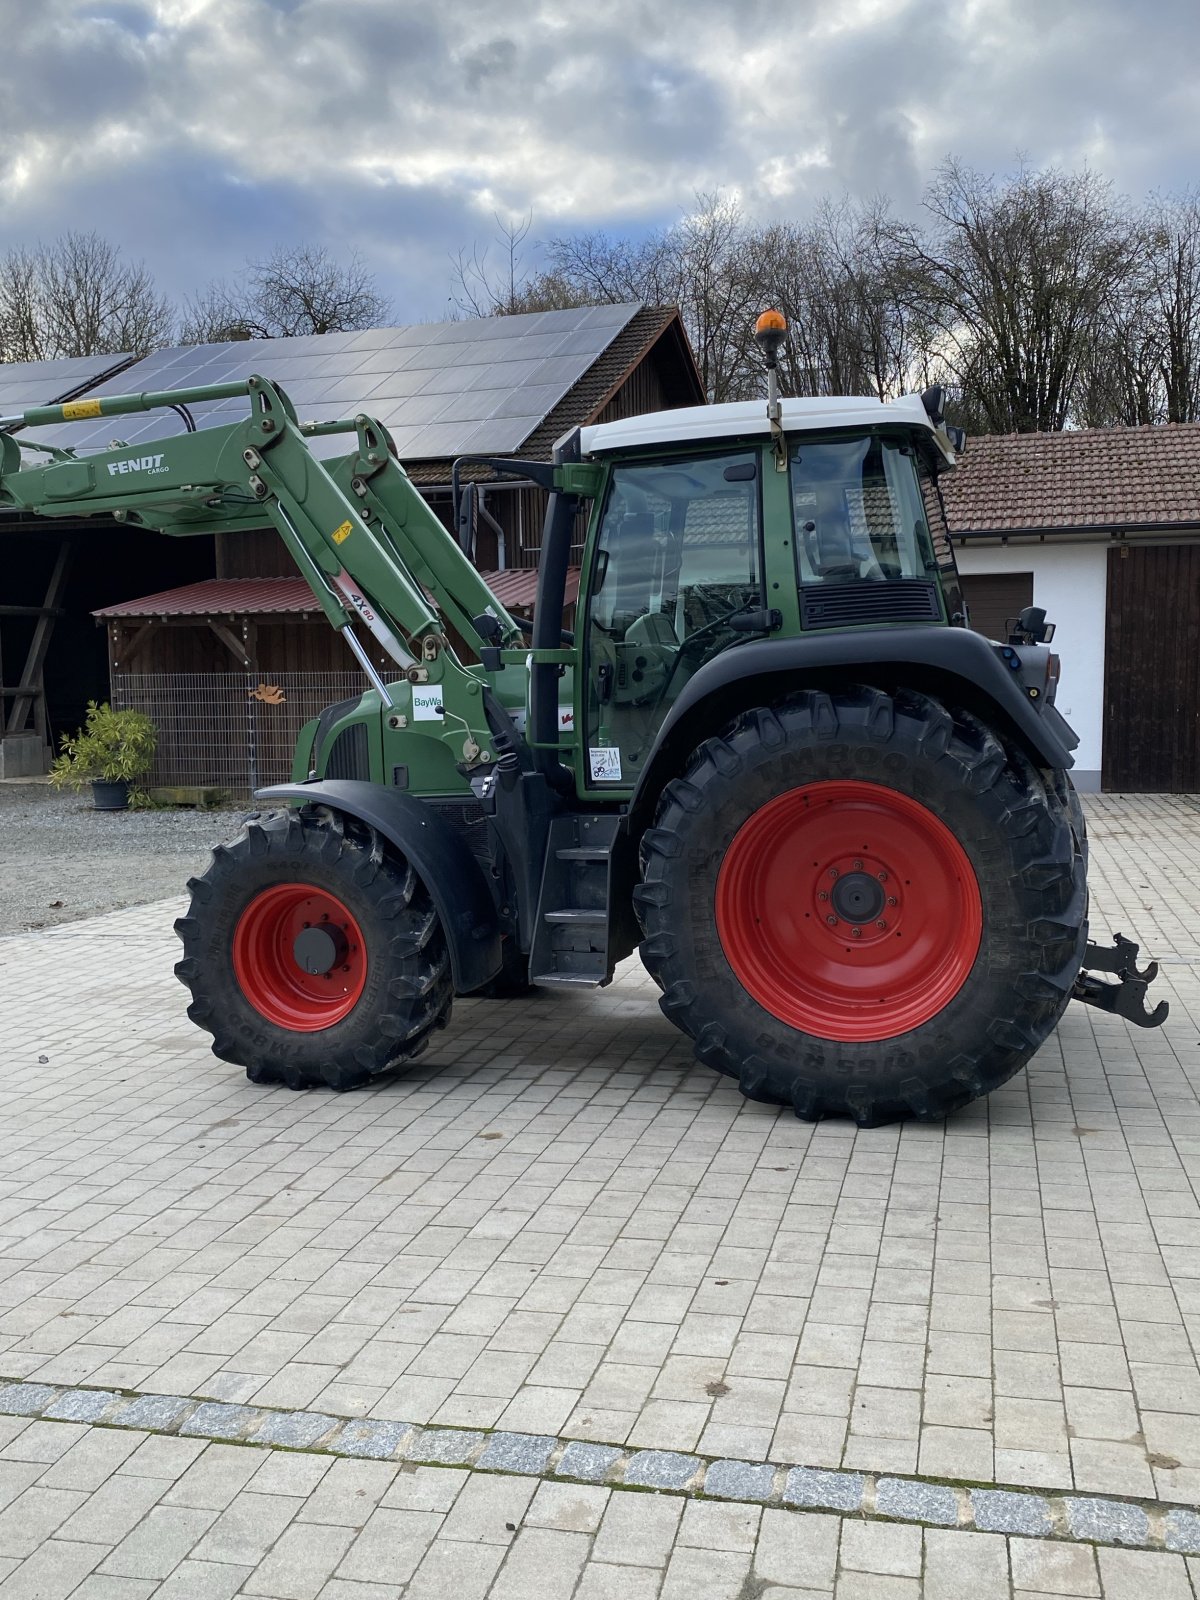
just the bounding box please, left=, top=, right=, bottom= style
left=0, top=351, right=136, bottom=416
left=18, top=304, right=643, bottom=461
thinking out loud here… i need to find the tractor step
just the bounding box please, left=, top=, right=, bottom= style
left=530, top=814, right=620, bottom=987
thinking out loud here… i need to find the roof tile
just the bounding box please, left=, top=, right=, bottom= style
left=943, top=423, right=1200, bottom=534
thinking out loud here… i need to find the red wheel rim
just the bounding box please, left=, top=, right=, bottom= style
left=715, top=780, right=982, bottom=1041
left=232, top=883, right=367, bottom=1032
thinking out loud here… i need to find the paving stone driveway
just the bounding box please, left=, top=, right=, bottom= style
left=0, top=792, right=1198, bottom=1596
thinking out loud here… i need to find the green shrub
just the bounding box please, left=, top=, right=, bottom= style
left=49, top=701, right=157, bottom=791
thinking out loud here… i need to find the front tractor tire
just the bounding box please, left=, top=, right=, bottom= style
left=635, top=688, right=1087, bottom=1126
left=175, top=808, right=453, bottom=1090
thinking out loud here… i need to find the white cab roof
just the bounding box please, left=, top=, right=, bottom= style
left=580, top=393, right=951, bottom=459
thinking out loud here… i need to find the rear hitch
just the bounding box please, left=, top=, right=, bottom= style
left=1072, top=933, right=1169, bottom=1028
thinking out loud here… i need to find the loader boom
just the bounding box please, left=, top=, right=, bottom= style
left=0, top=374, right=551, bottom=775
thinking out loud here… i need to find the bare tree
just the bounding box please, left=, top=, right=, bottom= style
left=748, top=198, right=931, bottom=403
left=449, top=213, right=576, bottom=317
left=539, top=193, right=757, bottom=400
left=887, top=160, right=1136, bottom=433
left=180, top=245, right=389, bottom=343
left=0, top=232, right=172, bottom=362
left=1144, top=192, right=1200, bottom=423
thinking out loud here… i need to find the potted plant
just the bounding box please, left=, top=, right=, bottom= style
left=49, top=701, right=157, bottom=811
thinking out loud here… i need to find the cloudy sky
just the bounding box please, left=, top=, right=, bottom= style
left=2, top=0, right=1199, bottom=324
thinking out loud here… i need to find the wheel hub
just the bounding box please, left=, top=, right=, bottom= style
left=828, top=865, right=888, bottom=927
left=293, top=923, right=349, bottom=976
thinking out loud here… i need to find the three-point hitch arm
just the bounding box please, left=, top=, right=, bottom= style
left=0, top=375, right=547, bottom=773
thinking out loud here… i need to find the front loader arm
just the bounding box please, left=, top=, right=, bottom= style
left=0, top=375, right=530, bottom=773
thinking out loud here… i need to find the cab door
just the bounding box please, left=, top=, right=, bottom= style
left=578, top=449, right=766, bottom=796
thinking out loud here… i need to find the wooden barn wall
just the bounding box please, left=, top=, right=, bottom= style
left=111, top=619, right=366, bottom=679
left=1103, top=543, right=1200, bottom=792
left=595, top=354, right=669, bottom=423
left=216, top=528, right=294, bottom=578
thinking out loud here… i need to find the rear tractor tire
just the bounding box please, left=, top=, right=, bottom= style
left=175, top=807, right=453, bottom=1090
left=635, top=687, right=1087, bottom=1126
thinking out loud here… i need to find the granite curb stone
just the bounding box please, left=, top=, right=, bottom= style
left=704, top=1460, right=777, bottom=1502
left=0, top=1383, right=59, bottom=1416
left=407, top=1428, right=485, bottom=1466
left=623, top=1451, right=702, bottom=1490
left=332, top=1419, right=413, bottom=1460
left=0, top=1376, right=1194, bottom=1555
left=971, top=1489, right=1054, bottom=1536
left=1165, top=1509, right=1200, bottom=1554
left=179, top=1402, right=262, bottom=1440
left=108, top=1394, right=196, bottom=1432
left=784, top=1467, right=866, bottom=1512
left=875, top=1477, right=960, bottom=1526
left=1064, top=1496, right=1151, bottom=1546
left=253, top=1411, right=340, bottom=1448
left=477, top=1432, right=557, bottom=1475
left=42, top=1389, right=120, bottom=1423
left=555, top=1442, right=624, bottom=1482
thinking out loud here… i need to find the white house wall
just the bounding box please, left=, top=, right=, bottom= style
left=955, top=541, right=1108, bottom=790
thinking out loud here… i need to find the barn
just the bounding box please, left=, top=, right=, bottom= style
left=0, top=305, right=702, bottom=794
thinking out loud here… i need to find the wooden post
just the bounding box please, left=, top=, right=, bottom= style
left=7, top=542, right=72, bottom=739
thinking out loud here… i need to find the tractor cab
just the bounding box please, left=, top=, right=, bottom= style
left=574, top=388, right=965, bottom=793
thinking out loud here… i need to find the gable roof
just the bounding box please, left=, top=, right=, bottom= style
left=943, top=422, right=1200, bottom=536
left=16, top=306, right=647, bottom=461
left=92, top=569, right=582, bottom=620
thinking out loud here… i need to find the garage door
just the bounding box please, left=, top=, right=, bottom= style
left=960, top=572, right=1034, bottom=642
left=1103, top=545, right=1200, bottom=792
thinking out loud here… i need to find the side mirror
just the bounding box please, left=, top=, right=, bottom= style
left=455, top=480, right=478, bottom=555
left=1009, top=605, right=1055, bottom=645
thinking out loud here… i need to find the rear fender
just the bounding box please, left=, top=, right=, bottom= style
left=628, top=628, right=1079, bottom=830
left=256, top=779, right=503, bottom=994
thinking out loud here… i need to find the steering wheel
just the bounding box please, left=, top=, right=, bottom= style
left=646, top=595, right=763, bottom=718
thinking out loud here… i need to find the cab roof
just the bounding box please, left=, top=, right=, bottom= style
left=580, top=393, right=956, bottom=463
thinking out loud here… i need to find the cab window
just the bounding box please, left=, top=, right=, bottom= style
left=583, top=451, right=763, bottom=786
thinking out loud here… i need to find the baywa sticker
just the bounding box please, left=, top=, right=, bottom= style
left=412, top=685, right=444, bottom=721
left=589, top=746, right=622, bottom=782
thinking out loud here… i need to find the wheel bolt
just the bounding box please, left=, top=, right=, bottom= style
left=828, top=868, right=839, bottom=879
left=886, top=896, right=897, bottom=906
left=818, top=890, right=829, bottom=901
left=853, top=859, right=863, bottom=870
left=877, top=871, right=888, bottom=882
left=876, top=920, right=887, bottom=930
left=826, top=914, right=838, bottom=926
left=850, top=927, right=862, bottom=939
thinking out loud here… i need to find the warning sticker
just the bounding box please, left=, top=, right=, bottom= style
left=332, top=519, right=353, bottom=545
left=558, top=705, right=575, bottom=732
left=62, top=399, right=103, bottom=420
left=412, top=684, right=444, bottom=721
left=589, top=746, right=622, bottom=782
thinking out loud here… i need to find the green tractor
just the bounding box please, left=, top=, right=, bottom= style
left=0, top=312, right=1165, bottom=1124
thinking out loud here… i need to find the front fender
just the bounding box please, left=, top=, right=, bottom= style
left=256, top=779, right=502, bottom=995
